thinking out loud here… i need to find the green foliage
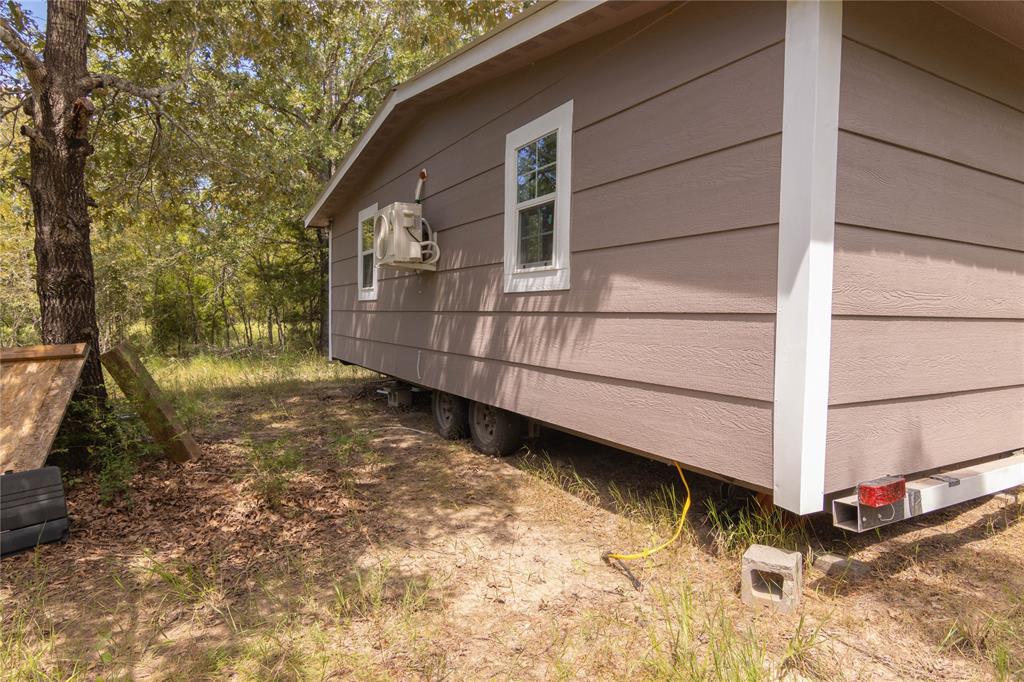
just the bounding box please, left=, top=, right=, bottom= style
left=642, top=583, right=770, bottom=681
left=52, top=396, right=159, bottom=503
left=704, top=498, right=809, bottom=556
left=942, top=595, right=1024, bottom=681
left=331, top=561, right=437, bottom=623
left=1, top=0, right=525, bottom=354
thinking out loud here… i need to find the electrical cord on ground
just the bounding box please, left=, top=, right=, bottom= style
left=603, top=462, right=691, bottom=591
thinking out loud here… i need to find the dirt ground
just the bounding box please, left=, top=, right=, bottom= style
left=2, top=364, right=1022, bottom=680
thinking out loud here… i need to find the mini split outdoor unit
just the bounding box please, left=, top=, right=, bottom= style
left=373, top=169, right=440, bottom=272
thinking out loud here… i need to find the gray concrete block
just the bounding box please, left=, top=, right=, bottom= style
left=813, top=553, right=870, bottom=581
left=741, top=544, right=802, bottom=614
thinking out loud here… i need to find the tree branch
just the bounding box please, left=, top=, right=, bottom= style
left=0, top=17, right=46, bottom=92
left=78, top=73, right=180, bottom=100
left=19, top=123, right=52, bottom=151
left=79, top=31, right=198, bottom=101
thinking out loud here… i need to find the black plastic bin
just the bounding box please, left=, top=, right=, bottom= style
left=1, top=466, right=69, bottom=557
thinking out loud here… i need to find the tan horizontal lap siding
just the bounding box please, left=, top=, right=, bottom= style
left=333, top=134, right=782, bottom=275
left=825, top=385, right=1024, bottom=493
left=327, top=2, right=785, bottom=484
left=832, top=226, right=1024, bottom=319
left=829, top=318, right=1024, bottom=404
left=334, top=335, right=773, bottom=489
left=352, top=2, right=785, bottom=209
left=826, top=2, right=1024, bottom=491
left=333, top=226, right=779, bottom=313
left=334, top=311, right=774, bottom=401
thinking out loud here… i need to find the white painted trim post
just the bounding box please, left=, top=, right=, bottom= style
left=773, top=0, right=843, bottom=514
left=327, top=221, right=333, bottom=360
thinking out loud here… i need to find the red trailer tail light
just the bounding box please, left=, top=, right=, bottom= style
left=858, top=476, right=906, bottom=508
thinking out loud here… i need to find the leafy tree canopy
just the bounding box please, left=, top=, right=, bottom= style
left=0, top=0, right=524, bottom=352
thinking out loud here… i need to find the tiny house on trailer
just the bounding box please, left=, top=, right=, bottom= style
left=305, top=1, right=1024, bottom=527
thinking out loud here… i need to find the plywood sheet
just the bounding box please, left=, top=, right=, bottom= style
left=0, top=343, right=88, bottom=473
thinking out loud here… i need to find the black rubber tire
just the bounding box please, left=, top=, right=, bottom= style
left=469, top=401, right=524, bottom=456
left=431, top=391, right=469, bottom=440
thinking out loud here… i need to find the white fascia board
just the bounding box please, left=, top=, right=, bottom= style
left=303, top=1, right=605, bottom=228
left=773, top=0, right=843, bottom=515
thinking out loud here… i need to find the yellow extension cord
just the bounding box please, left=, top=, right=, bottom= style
left=605, top=462, right=691, bottom=565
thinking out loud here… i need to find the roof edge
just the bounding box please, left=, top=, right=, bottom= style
left=304, top=0, right=607, bottom=227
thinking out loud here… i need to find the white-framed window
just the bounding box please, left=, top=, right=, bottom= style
left=503, top=100, right=572, bottom=293
left=356, top=203, right=379, bottom=301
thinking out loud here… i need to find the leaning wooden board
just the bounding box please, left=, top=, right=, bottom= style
left=0, top=343, right=89, bottom=473
left=100, top=343, right=199, bottom=463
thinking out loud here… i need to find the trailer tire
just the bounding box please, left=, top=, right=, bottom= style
left=469, top=402, right=523, bottom=457
left=431, top=391, right=469, bottom=440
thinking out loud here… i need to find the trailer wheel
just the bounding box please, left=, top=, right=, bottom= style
left=431, top=391, right=469, bottom=440
left=469, top=402, right=523, bottom=456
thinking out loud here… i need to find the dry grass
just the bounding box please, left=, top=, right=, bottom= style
left=2, top=354, right=1022, bottom=680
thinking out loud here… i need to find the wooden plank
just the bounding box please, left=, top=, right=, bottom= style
left=333, top=225, right=780, bottom=314
left=828, top=318, right=1024, bottom=404
left=825, top=385, right=1024, bottom=493
left=839, top=39, right=1024, bottom=182
left=832, top=225, right=1024, bottom=318
left=333, top=334, right=774, bottom=489
left=100, top=343, right=199, bottom=464
left=0, top=343, right=88, bottom=363
left=335, top=311, right=775, bottom=401
left=836, top=132, right=1024, bottom=252
left=842, top=0, right=1024, bottom=112
left=0, top=345, right=88, bottom=473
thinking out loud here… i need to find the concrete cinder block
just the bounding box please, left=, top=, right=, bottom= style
left=813, top=553, right=870, bottom=581
left=741, top=544, right=802, bottom=614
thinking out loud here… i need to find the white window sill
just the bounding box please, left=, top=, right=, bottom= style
left=503, top=266, right=569, bottom=293
left=357, top=288, right=378, bottom=302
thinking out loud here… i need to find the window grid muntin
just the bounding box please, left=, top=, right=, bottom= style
left=515, top=132, right=557, bottom=205
left=514, top=131, right=557, bottom=270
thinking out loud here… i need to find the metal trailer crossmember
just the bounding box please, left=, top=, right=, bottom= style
left=832, top=451, right=1024, bottom=532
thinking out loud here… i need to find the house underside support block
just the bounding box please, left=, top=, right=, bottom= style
left=741, top=544, right=803, bottom=614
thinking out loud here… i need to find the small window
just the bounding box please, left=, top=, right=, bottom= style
left=503, top=101, right=572, bottom=293
left=356, top=203, right=378, bottom=301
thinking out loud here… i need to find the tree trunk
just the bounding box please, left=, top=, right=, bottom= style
left=274, top=306, right=285, bottom=348
left=29, top=1, right=105, bottom=402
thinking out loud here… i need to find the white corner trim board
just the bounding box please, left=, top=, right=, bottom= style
left=773, top=0, right=843, bottom=515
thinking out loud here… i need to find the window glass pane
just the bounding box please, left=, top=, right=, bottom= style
left=361, top=252, right=373, bottom=288
left=536, top=132, right=556, bottom=166
left=517, top=171, right=535, bottom=202
left=361, top=217, right=375, bottom=252
left=536, top=166, right=556, bottom=197
left=516, top=144, right=535, bottom=175
left=518, top=201, right=555, bottom=268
